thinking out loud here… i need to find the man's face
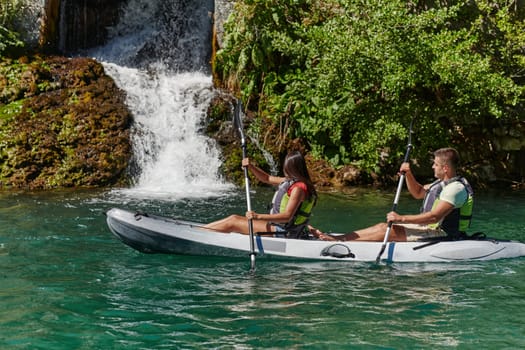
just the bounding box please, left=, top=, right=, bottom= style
left=432, top=156, right=448, bottom=179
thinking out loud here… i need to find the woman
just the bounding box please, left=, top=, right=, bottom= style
left=204, top=151, right=317, bottom=238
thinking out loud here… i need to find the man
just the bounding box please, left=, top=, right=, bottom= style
left=314, top=147, right=474, bottom=241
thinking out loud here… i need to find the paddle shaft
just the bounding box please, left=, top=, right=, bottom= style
left=241, top=137, right=256, bottom=271
left=375, top=136, right=413, bottom=263
left=234, top=100, right=256, bottom=272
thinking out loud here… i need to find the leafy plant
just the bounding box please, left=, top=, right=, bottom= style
left=215, top=0, right=525, bottom=174
left=0, top=0, right=26, bottom=55
left=0, top=0, right=28, bottom=55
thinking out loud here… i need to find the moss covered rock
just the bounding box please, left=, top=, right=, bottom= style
left=0, top=55, right=132, bottom=189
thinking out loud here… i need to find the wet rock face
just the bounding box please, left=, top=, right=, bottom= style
left=0, top=55, right=132, bottom=189
left=49, top=0, right=125, bottom=53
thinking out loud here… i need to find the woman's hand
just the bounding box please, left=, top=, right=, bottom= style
left=246, top=211, right=258, bottom=220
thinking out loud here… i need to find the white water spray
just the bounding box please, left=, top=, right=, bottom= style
left=87, top=0, right=233, bottom=198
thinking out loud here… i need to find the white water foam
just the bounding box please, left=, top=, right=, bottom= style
left=86, top=0, right=233, bottom=199
left=104, top=64, right=233, bottom=198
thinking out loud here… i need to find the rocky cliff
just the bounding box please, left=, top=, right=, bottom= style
left=0, top=55, right=131, bottom=189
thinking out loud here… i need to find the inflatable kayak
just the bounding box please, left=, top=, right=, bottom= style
left=106, top=208, right=525, bottom=262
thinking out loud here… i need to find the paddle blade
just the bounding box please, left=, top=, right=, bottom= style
left=233, top=99, right=244, bottom=134
left=375, top=244, right=386, bottom=264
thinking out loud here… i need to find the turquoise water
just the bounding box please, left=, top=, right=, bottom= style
left=1, top=188, right=524, bottom=349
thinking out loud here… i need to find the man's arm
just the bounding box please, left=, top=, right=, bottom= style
left=387, top=200, right=455, bottom=225
left=400, top=162, right=426, bottom=199
left=388, top=182, right=467, bottom=225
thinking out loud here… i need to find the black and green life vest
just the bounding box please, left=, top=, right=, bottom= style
left=270, top=179, right=316, bottom=238
left=422, top=176, right=474, bottom=236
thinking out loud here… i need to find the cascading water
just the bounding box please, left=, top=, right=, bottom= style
left=87, top=0, right=233, bottom=198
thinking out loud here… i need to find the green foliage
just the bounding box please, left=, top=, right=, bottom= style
left=0, top=99, right=24, bottom=120
left=0, top=25, right=24, bottom=55
left=0, top=55, right=132, bottom=189
left=0, top=0, right=26, bottom=55
left=215, top=0, right=525, bottom=173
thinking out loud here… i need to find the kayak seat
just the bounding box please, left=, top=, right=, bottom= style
left=321, top=244, right=356, bottom=259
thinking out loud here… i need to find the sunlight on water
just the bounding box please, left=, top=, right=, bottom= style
left=0, top=189, right=524, bottom=349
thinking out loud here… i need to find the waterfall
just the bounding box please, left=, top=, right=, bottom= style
left=87, top=0, right=233, bottom=198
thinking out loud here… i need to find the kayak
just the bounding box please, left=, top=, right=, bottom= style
left=106, top=208, right=525, bottom=263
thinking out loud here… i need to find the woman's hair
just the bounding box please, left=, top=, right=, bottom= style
left=283, top=151, right=317, bottom=198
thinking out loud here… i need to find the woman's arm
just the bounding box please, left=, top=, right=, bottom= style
left=243, top=158, right=284, bottom=186
left=247, top=186, right=306, bottom=223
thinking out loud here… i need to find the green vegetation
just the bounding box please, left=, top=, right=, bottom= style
left=0, top=0, right=27, bottom=55
left=215, top=0, right=525, bottom=174
left=0, top=56, right=132, bottom=189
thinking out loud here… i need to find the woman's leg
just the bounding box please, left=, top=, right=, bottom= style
left=203, top=215, right=271, bottom=235
left=203, top=214, right=247, bottom=233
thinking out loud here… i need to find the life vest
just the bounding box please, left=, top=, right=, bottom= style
left=270, top=179, right=316, bottom=238
left=422, top=177, right=474, bottom=236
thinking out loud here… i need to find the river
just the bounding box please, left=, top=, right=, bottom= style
left=1, top=187, right=524, bottom=349
left=4, top=0, right=523, bottom=347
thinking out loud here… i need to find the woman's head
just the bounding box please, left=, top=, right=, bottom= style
left=283, top=151, right=316, bottom=197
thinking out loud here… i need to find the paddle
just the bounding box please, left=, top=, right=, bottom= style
left=375, top=118, right=414, bottom=263
left=233, top=99, right=256, bottom=272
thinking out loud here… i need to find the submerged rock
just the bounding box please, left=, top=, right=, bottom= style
left=0, top=55, right=132, bottom=189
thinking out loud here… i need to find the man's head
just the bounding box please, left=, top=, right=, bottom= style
left=432, top=148, right=460, bottom=179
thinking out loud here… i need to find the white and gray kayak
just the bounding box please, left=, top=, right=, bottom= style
left=106, top=208, right=525, bottom=263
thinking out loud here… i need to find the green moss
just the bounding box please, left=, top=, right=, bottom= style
left=0, top=55, right=132, bottom=189
left=0, top=99, right=24, bottom=120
